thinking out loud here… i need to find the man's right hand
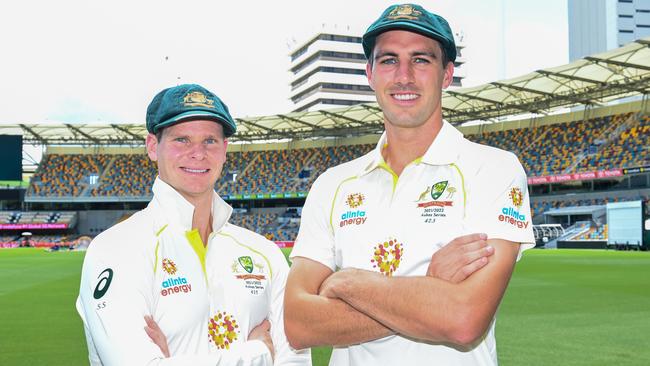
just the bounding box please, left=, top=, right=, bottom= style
left=427, top=233, right=494, bottom=283
left=144, top=315, right=170, bottom=357
left=248, top=319, right=274, bottom=361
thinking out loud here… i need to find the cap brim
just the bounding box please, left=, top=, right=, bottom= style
left=363, top=21, right=453, bottom=60
left=156, top=110, right=236, bottom=136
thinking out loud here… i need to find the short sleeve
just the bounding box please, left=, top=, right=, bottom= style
left=290, top=173, right=337, bottom=271
left=267, top=248, right=312, bottom=365
left=464, top=152, right=536, bottom=256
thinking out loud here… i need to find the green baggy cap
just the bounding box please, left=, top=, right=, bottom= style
left=362, top=4, right=456, bottom=63
left=146, top=84, right=236, bottom=137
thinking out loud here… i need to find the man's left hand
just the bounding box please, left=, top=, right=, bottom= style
left=427, top=233, right=494, bottom=283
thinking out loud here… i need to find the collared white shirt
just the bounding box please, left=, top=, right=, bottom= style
left=291, top=121, right=535, bottom=366
left=77, top=178, right=309, bottom=365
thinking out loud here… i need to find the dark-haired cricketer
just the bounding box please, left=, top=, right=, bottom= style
left=285, top=4, right=535, bottom=366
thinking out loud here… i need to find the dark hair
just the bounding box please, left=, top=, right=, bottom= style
left=155, top=129, right=164, bottom=142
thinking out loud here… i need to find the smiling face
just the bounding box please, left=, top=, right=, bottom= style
left=367, top=30, right=454, bottom=132
left=146, top=120, right=227, bottom=205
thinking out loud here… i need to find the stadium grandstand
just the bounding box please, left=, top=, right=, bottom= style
left=1, top=37, right=650, bottom=250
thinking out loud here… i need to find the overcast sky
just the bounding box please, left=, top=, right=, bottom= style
left=0, top=0, right=568, bottom=124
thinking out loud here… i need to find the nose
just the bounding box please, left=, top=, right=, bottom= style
left=189, top=142, right=207, bottom=160
left=395, top=61, right=414, bottom=85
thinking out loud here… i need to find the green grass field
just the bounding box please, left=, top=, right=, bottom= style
left=1, top=248, right=649, bottom=365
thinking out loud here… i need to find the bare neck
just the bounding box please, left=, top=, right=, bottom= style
left=383, top=120, right=443, bottom=176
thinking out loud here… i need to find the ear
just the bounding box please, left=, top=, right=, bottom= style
left=146, top=133, right=158, bottom=162
left=441, top=62, right=455, bottom=89
left=366, top=62, right=375, bottom=91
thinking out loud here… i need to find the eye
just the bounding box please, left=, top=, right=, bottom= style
left=379, top=57, right=397, bottom=65
left=174, top=137, right=189, bottom=143
left=205, top=138, right=217, bottom=144
left=413, top=57, right=431, bottom=64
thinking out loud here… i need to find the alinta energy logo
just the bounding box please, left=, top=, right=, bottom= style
left=208, top=311, right=240, bottom=349
left=499, top=186, right=529, bottom=229
left=160, top=258, right=192, bottom=297
left=340, top=193, right=367, bottom=228
left=370, top=238, right=404, bottom=276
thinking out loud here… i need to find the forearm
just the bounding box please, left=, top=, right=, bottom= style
left=284, top=257, right=394, bottom=349
left=331, top=241, right=519, bottom=346
left=284, top=290, right=392, bottom=349
left=334, top=273, right=466, bottom=344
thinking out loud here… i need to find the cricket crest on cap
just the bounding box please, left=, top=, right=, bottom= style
left=387, top=4, right=422, bottom=20
left=183, top=91, right=215, bottom=108
left=362, top=3, right=457, bottom=62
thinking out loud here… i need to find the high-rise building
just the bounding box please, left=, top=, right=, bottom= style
left=288, top=29, right=466, bottom=113
left=569, top=0, right=650, bottom=61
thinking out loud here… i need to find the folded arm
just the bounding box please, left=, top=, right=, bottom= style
left=77, top=245, right=272, bottom=366
left=283, top=233, right=495, bottom=349
left=283, top=257, right=392, bottom=349
left=320, top=239, right=519, bottom=346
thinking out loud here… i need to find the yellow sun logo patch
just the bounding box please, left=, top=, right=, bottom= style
left=161, top=258, right=177, bottom=275
left=346, top=193, right=365, bottom=208
left=509, top=187, right=524, bottom=208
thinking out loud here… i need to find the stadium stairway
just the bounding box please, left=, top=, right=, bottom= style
left=546, top=221, right=591, bottom=249
left=79, top=156, right=116, bottom=197
left=518, top=117, right=553, bottom=157
left=561, top=112, right=635, bottom=174
left=544, top=238, right=558, bottom=249
left=218, top=152, right=262, bottom=193
left=287, top=149, right=319, bottom=192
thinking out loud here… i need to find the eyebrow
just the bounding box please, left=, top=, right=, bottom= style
left=167, top=132, right=219, bottom=139
left=374, top=51, right=398, bottom=61
left=412, top=51, right=437, bottom=59
left=374, top=50, right=438, bottom=61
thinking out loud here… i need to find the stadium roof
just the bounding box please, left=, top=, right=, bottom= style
left=2, top=37, right=649, bottom=145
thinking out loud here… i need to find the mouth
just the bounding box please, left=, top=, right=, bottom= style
left=181, top=167, right=210, bottom=174
left=390, top=92, right=420, bottom=102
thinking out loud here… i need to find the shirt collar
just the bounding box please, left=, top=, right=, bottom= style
left=151, top=177, right=233, bottom=233
left=359, top=131, right=388, bottom=176
left=420, top=120, right=464, bottom=165
left=359, top=121, right=464, bottom=176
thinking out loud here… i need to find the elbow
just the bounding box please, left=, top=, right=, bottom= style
left=283, top=307, right=310, bottom=350
left=447, top=326, right=486, bottom=348
left=286, top=334, right=306, bottom=351
left=416, top=319, right=484, bottom=347
left=445, top=305, right=492, bottom=347
left=284, top=317, right=308, bottom=350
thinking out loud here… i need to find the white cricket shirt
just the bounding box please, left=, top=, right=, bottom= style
left=291, top=121, right=535, bottom=366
